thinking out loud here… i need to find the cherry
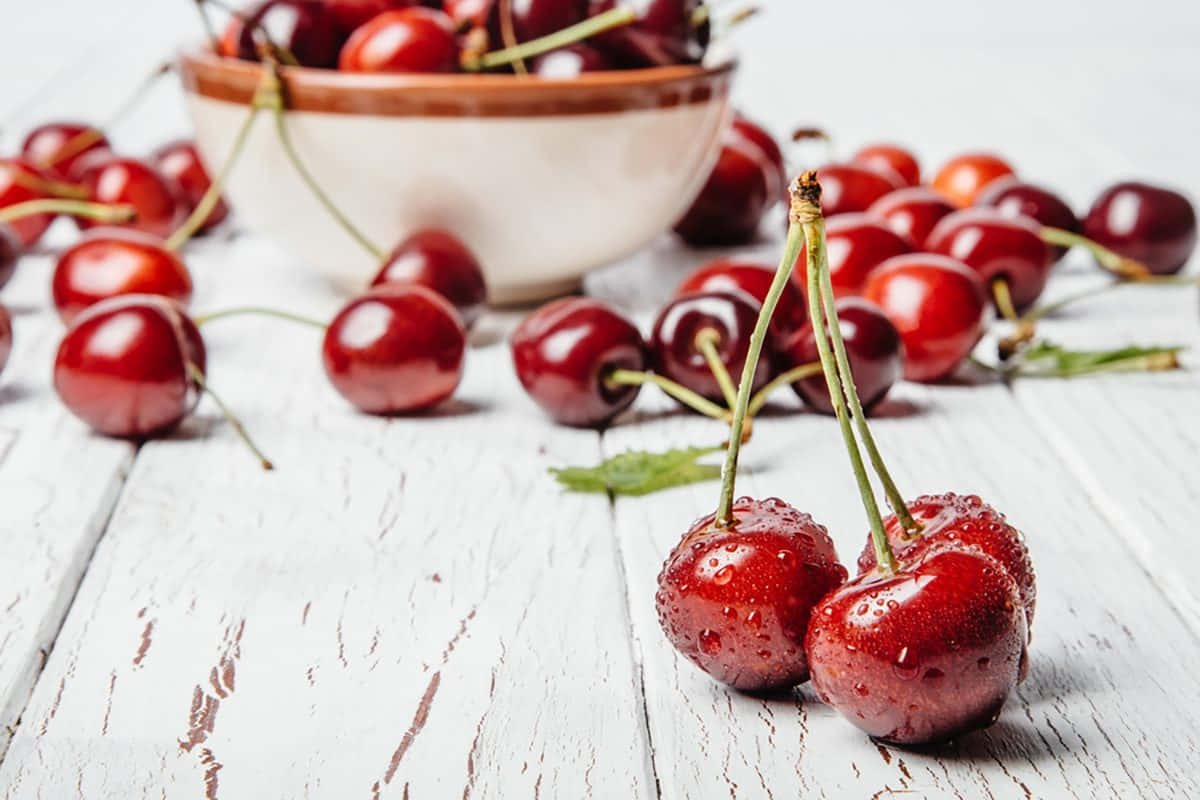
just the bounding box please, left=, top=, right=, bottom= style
left=531, top=43, right=614, bottom=75
left=370, top=229, right=487, bottom=328
left=675, top=116, right=786, bottom=247
left=586, top=0, right=706, bottom=67
left=445, top=0, right=588, bottom=46
left=54, top=295, right=205, bottom=437
left=21, top=122, right=110, bottom=181
left=326, top=0, right=418, bottom=33
left=322, top=285, right=466, bottom=414
left=0, top=304, right=10, bottom=377
left=816, top=163, right=903, bottom=218
left=925, top=208, right=1054, bottom=310
left=796, top=213, right=914, bottom=298
left=867, top=187, right=957, bottom=246
left=975, top=177, right=1078, bottom=238
left=151, top=141, right=229, bottom=234
left=511, top=296, right=647, bottom=427
left=676, top=259, right=807, bottom=347
left=75, top=156, right=184, bottom=240
left=1081, top=181, right=1197, bottom=276
left=805, top=546, right=1027, bottom=745
left=780, top=297, right=902, bottom=416
left=931, top=152, right=1015, bottom=208
left=861, top=254, right=987, bottom=383
left=649, top=290, right=773, bottom=405
left=220, top=0, right=343, bottom=69
left=0, top=158, right=57, bottom=247
left=0, top=225, right=18, bottom=290
left=52, top=229, right=193, bottom=324
left=338, top=7, right=460, bottom=72
left=852, top=144, right=920, bottom=187
left=656, top=496, right=847, bottom=691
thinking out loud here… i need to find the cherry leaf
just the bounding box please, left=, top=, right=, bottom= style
left=549, top=445, right=724, bottom=497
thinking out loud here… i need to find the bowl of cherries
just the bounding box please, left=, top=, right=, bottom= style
left=177, top=0, right=736, bottom=303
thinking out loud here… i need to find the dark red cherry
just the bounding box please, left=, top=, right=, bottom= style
left=926, top=208, right=1054, bottom=310
left=932, top=152, right=1015, bottom=208
left=0, top=158, right=56, bottom=247
left=151, top=141, right=229, bottom=234
left=587, top=0, right=706, bottom=67
left=370, top=229, right=487, bottom=328
left=0, top=225, right=19, bottom=290
left=445, top=0, right=587, bottom=46
left=817, top=162, right=903, bottom=218
left=322, top=285, right=465, bottom=414
left=53, top=229, right=193, bottom=324
left=852, top=144, right=920, bottom=187
left=806, top=546, right=1027, bottom=745
left=656, top=496, right=848, bottom=691
left=1082, top=181, right=1197, bottom=276
left=21, top=122, right=110, bottom=181
left=531, top=43, right=614, bottom=76
left=0, top=304, right=11, bottom=376
left=326, top=0, right=418, bottom=33
left=511, top=297, right=647, bottom=427
left=220, top=0, right=343, bottom=69
left=676, top=258, right=807, bottom=346
left=53, top=295, right=205, bottom=438
left=76, top=156, right=184, bottom=240
left=780, top=297, right=903, bottom=416
left=868, top=186, right=958, bottom=246
left=796, top=213, right=914, bottom=298
left=862, top=254, right=987, bottom=383
left=974, top=177, right=1078, bottom=236
left=339, top=8, right=459, bottom=72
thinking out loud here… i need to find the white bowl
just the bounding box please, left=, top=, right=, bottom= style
left=178, top=51, right=735, bottom=304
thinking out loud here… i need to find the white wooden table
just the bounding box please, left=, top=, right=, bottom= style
left=1, top=2, right=1199, bottom=797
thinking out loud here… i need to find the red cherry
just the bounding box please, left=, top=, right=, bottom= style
left=676, top=258, right=807, bottom=346
left=0, top=158, right=56, bottom=247
left=1082, top=181, right=1197, bottom=276
left=852, top=144, right=920, bottom=187
left=21, top=122, right=110, bottom=181
left=326, top=0, right=418, bottom=33
left=151, top=141, right=229, bottom=234
left=53, top=295, right=205, bottom=438
left=322, top=285, right=465, bottom=414
left=52, top=229, right=193, bottom=324
left=816, top=162, right=903, bottom=218
left=656, top=496, right=848, bottom=690
left=220, top=0, right=343, bottom=69
left=511, top=297, right=647, bottom=427
left=796, top=213, right=914, bottom=298
left=806, top=546, right=1027, bottom=745
left=76, top=156, right=184, bottom=240
left=339, top=8, right=459, bottom=73
left=371, top=229, right=487, bottom=328
left=867, top=186, right=957, bottom=246
left=780, top=297, right=903, bottom=416
left=931, top=152, right=1015, bottom=208
left=974, top=177, right=1078, bottom=235
left=649, top=290, right=773, bottom=405
left=0, top=304, right=11, bottom=377
left=862, top=254, right=987, bottom=383
left=925, top=208, right=1054, bottom=310
left=531, top=43, right=615, bottom=76
left=587, top=0, right=707, bottom=68
left=0, top=225, right=18, bottom=290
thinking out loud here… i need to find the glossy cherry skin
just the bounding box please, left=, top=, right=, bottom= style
left=780, top=298, right=903, bottom=416
left=220, top=0, right=343, bottom=68
left=152, top=141, right=229, bottom=234
left=857, top=493, right=1035, bottom=637
left=806, top=546, right=1026, bottom=746
left=974, top=177, right=1077, bottom=234
left=339, top=8, right=459, bottom=72
left=21, top=122, right=110, bottom=181
left=817, top=163, right=903, bottom=218
left=53, top=295, right=205, bottom=438
left=52, top=229, right=193, bottom=324
left=0, top=304, right=11, bottom=376
left=371, top=229, right=487, bottom=328
left=322, top=285, right=465, bottom=414
left=852, top=144, right=920, bottom=187
left=327, top=0, right=418, bottom=33
left=1082, top=181, right=1198, bottom=275
left=797, top=213, right=914, bottom=298
left=650, top=290, right=773, bottom=405
left=76, top=156, right=184, bottom=240
left=0, top=225, right=18, bottom=290
left=862, top=254, right=988, bottom=383
left=0, top=158, right=56, bottom=247
left=926, top=208, right=1054, bottom=310
left=531, top=43, right=614, bottom=76
left=932, top=153, right=1015, bottom=208
left=868, top=187, right=958, bottom=247
left=587, top=0, right=706, bottom=67
left=445, top=0, right=587, bottom=45
left=511, top=297, right=647, bottom=427
left=676, top=259, right=807, bottom=347
left=656, top=496, right=848, bottom=691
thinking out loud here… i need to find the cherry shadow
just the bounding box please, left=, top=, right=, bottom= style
left=0, top=381, right=37, bottom=405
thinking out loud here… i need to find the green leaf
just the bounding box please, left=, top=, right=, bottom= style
left=549, top=445, right=724, bottom=497
left=1014, top=339, right=1184, bottom=377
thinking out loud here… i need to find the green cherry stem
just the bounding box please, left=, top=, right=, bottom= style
left=1040, top=226, right=1150, bottom=278
left=746, top=361, right=821, bottom=416
left=606, top=369, right=731, bottom=422
left=0, top=198, right=135, bottom=225
left=993, top=277, right=1035, bottom=360
left=464, top=6, right=637, bottom=71
left=185, top=362, right=274, bottom=470
left=10, top=170, right=89, bottom=200
left=193, top=306, right=326, bottom=329
left=497, top=0, right=528, bottom=75
left=200, top=0, right=301, bottom=65
left=694, top=327, right=739, bottom=411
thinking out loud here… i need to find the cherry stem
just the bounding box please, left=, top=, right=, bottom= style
left=1040, top=226, right=1150, bottom=279
left=992, top=278, right=1035, bottom=360
left=746, top=361, right=821, bottom=416
left=1021, top=274, right=1200, bottom=324
left=0, top=198, right=135, bottom=224
left=1014, top=349, right=1181, bottom=378
left=465, top=6, right=637, bottom=71
left=694, top=327, right=738, bottom=410
left=796, top=172, right=897, bottom=573
left=497, top=0, right=528, bottom=75
left=714, top=208, right=807, bottom=526
left=193, top=306, right=326, bottom=329
left=606, top=368, right=731, bottom=422
left=200, top=0, right=300, bottom=65
left=192, top=0, right=222, bottom=52
left=185, top=362, right=274, bottom=470
left=10, top=170, right=89, bottom=200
